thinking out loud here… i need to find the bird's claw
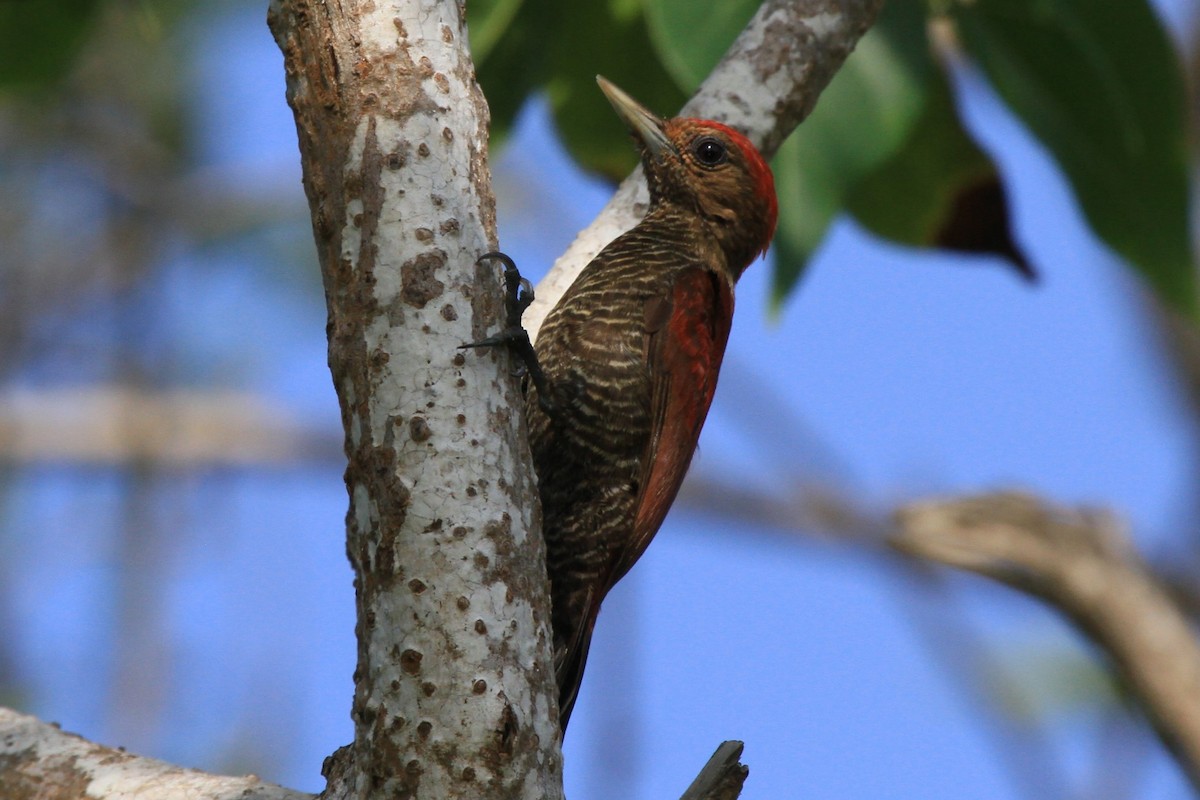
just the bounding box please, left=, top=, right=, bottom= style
left=461, top=252, right=556, bottom=416
left=470, top=251, right=535, bottom=328
left=458, top=328, right=525, bottom=351
left=460, top=251, right=535, bottom=350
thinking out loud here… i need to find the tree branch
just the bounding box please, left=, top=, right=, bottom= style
left=679, top=741, right=750, bottom=800
left=892, top=492, right=1200, bottom=792
left=0, top=707, right=309, bottom=800
left=522, top=0, right=886, bottom=341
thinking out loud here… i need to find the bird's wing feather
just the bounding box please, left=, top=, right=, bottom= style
left=609, top=266, right=733, bottom=586
left=554, top=585, right=596, bottom=731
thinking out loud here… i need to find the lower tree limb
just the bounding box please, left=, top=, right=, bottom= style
left=893, top=491, right=1200, bottom=792
left=0, top=707, right=309, bottom=800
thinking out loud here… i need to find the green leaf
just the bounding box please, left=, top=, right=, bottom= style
left=990, top=644, right=1120, bottom=721
left=846, top=75, right=1033, bottom=279
left=0, top=0, right=101, bottom=91
left=546, top=0, right=687, bottom=179
left=848, top=79, right=990, bottom=245
left=952, top=0, right=1195, bottom=314
left=476, top=0, right=687, bottom=164
left=466, top=0, right=527, bottom=65
left=474, top=0, right=560, bottom=147
left=641, top=0, right=760, bottom=91
left=771, top=0, right=935, bottom=302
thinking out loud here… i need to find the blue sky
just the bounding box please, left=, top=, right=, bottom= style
left=3, top=2, right=1197, bottom=798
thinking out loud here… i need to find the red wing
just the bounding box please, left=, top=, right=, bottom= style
left=609, top=267, right=734, bottom=585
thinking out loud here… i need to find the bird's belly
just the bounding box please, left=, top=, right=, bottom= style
left=534, top=350, right=649, bottom=573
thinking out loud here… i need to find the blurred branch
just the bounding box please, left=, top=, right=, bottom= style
left=679, top=741, right=749, bottom=800
left=0, top=387, right=340, bottom=465
left=893, top=492, right=1200, bottom=792
left=679, top=472, right=1200, bottom=622
left=677, top=472, right=884, bottom=540
left=680, top=472, right=1081, bottom=797
left=678, top=475, right=1200, bottom=796
left=0, top=707, right=309, bottom=800
left=0, top=4, right=307, bottom=380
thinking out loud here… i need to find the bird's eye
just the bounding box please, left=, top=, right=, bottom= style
left=692, top=136, right=727, bottom=167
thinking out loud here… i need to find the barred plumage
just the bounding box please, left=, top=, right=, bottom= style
left=503, top=79, right=778, bottom=733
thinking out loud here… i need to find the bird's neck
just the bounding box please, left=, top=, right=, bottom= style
left=635, top=204, right=721, bottom=269
left=641, top=201, right=755, bottom=281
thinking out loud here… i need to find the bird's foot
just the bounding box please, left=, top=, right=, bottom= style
left=461, top=252, right=555, bottom=415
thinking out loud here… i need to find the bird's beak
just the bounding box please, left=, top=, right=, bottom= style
left=596, top=76, right=672, bottom=160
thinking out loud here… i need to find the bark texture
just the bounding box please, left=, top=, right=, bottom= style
left=522, top=0, right=886, bottom=341
left=267, top=2, right=562, bottom=798
left=0, top=707, right=310, bottom=800
left=679, top=741, right=750, bottom=800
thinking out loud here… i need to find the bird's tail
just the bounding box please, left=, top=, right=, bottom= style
left=555, top=591, right=600, bottom=734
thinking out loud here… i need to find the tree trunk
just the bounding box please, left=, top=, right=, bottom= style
left=267, top=1, right=563, bottom=797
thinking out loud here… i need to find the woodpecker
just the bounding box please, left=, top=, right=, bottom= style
left=469, top=77, right=777, bottom=732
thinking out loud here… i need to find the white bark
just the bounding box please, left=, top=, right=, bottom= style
left=0, top=707, right=309, bottom=800
left=269, top=0, right=562, bottom=796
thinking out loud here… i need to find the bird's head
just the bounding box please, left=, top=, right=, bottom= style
left=598, top=76, right=777, bottom=277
